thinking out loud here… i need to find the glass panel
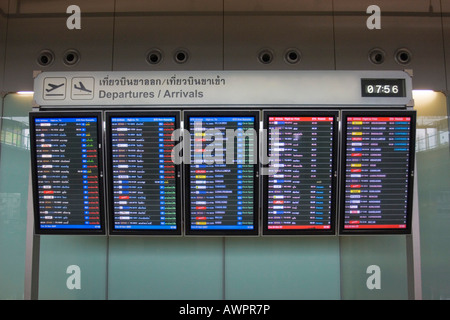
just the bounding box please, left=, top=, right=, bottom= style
left=0, top=93, right=32, bottom=299
left=414, top=90, right=450, bottom=299
left=340, top=236, right=408, bottom=299
left=107, top=237, right=224, bottom=299
left=38, top=235, right=107, bottom=299
left=225, top=237, right=341, bottom=299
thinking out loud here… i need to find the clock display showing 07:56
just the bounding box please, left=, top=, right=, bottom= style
left=361, top=78, right=406, bottom=97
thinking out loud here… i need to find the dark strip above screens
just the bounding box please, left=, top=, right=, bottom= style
left=29, top=111, right=105, bottom=235
left=339, top=110, right=416, bottom=235
left=184, top=110, right=259, bottom=236
left=262, top=110, right=339, bottom=235
left=105, top=111, right=182, bottom=235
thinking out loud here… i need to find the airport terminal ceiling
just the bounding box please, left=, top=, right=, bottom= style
left=0, top=0, right=449, bottom=302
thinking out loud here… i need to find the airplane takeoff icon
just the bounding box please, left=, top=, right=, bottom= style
left=74, top=81, right=92, bottom=93
left=46, top=83, right=64, bottom=92
left=43, top=77, right=66, bottom=99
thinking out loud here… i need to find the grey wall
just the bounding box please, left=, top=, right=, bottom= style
left=1, top=0, right=449, bottom=92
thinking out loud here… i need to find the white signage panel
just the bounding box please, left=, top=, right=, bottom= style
left=33, top=70, right=413, bottom=107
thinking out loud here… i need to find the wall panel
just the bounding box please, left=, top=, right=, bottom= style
left=4, top=0, right=114, bottom=92
left=113, top=0, right=223, bottom=71
left=225, top=237, right=340, bottom=299
left=108, top=237, right=224, bottom=300
left=0, top=0, right=8, bottom=92
left=334, top=0, right=446, bottom=90
left=224, top=1, right=334, bottom=70
left=442, top=0, right=450, bottom=91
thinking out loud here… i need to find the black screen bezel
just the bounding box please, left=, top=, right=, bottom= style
left=183, top=110, right=260, bottom=236
left=338, top=110, right=416, bottom=235
left=105, top=110, right=182, bottom=236
left=262, top=110, right=339, bottom=236
left=29, top=111, right=106, bottom=235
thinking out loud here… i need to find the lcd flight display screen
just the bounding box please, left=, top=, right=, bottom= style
left=184, top=111, right=259, bottom=235
left=106, top=111, right=181, bottom=235
left=262, top=110, right=338, bottom=235
left=339, top=111, right=416, bottom=234
left=29, top=112, right=105, bottom=234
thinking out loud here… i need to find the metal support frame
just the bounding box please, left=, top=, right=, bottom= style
left=24, top=106, right=41, bottom=300
left=406, top=161, right=422, bottom=299
left=24, top=167, right=39, bottom=300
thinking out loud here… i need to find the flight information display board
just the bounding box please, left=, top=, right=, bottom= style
left=105, top=111, right=181, bottom=235
left=29, top=112, right=105, bottom=234
left=262, top=110, right=338, bottom=235
left=339, top=111, right=416, bottom=234
left=184, top=110, right=259, bottom=235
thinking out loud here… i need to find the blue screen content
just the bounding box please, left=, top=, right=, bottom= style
left=110, top=117, right=177, bottom=230
left=188, top=116, right=256, bottom=231
left=33, top=117, right=102, bottom=230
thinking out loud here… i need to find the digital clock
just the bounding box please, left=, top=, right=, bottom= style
left=361, top=78, right=406, bottom=97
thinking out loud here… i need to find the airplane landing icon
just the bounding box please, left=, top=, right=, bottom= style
left=74, top=81, right=92, bottom=93
left=71, top=77, right=94, bottom=100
